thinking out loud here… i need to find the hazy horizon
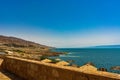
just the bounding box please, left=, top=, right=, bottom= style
left=0, top=0, right=120, bottom=48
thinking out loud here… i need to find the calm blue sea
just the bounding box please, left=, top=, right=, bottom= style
left=52, top=48, right=120, bottom=74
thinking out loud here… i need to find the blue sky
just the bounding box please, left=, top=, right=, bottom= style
left=0, top=0, right=120, bottom=47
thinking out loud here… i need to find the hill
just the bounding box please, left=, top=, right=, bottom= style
left=0, top=35, right=50, bottom=48
left=0, top=35, right=59, bottom=56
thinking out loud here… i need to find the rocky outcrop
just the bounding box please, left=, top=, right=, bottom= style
left=79, top=64, right=97, bottom=72
left=111, top=66, right=120, bottom=70
left=41, top=59, right=52, bottom=63
left=56, top=61, right=70, bottom=66
left=98, top=68, right=107, bottom=72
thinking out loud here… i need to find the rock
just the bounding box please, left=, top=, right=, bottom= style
left=85, top=62, right=95, bottom=66
left=5, top=50, right=13, bottom=55
left=56, top=61, right=70, bottom=66
left=55, top=58, right=61, bottom=61
left=67, top=60, right=75, bottom=63
left=41, top=59, right=52, bottom=63
left=98, top=68, right=107, bottom=72
left=110, top=66, right=120, bottom=70
left=71, top=64, right=79, bottom=67
left=79, top=64, right=97, bottom=72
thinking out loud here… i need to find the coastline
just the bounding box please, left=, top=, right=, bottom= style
left=52, top=48, right=120, bottom=74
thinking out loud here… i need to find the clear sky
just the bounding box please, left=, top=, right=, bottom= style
left=0, top=0, right=120, bottom=48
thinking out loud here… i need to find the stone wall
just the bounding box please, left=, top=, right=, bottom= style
left=1, top=56, right=120, bottom=80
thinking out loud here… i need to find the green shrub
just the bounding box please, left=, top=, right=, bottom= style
left=40, top=56, right=48, bottom=60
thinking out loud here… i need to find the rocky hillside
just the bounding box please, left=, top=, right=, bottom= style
left=0, top=35, right=59, bottom=56
left=0, top=35, right=50, bottom=48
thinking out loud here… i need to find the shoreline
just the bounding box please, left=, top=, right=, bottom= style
left=52, top=48, right=120, bottom=74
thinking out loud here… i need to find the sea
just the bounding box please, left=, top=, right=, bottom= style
left=51, top=48, right=120, bottom=74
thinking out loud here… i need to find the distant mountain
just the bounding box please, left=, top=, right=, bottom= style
left=94, top=45, right=120, bottom=48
